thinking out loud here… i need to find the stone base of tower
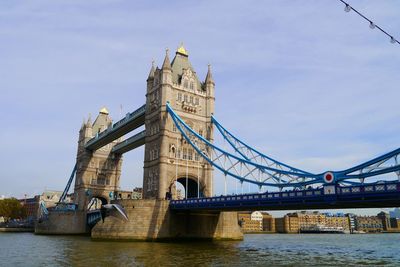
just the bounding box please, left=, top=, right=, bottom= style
left=35, top=210, right=88, bottom=235
left=91, top=199, right=243, bottom=241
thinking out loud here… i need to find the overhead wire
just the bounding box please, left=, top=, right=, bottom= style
left=338, top=0, right=399, bottom=45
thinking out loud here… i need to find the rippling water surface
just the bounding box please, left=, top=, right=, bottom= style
left=0, top=233, right=399, bottom=266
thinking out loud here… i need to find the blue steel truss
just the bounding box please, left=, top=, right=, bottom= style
left=166, top=102, right=400, bottom=190
left=212, top=115, right=400, bottom=185
left=167, top=103, right=322, bottom=189
left=58, top=163, right=77, bottom=204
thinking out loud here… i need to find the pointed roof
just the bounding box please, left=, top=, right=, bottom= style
left=81, top=118, right=86, bottom=129
left=147, top=61, right=155, bottom=80
left=86, top=114, right=92, bottom=127
left=162, top=48, right=172, bottom=70
left=99, top=107, right=109, bottom=115
left=170, top=45, right=201, bottom=89
left=205, top=64, right=214, bottom=84
left=176, top=43, right=188, bottom=56
left=92, top=110, right=112, bottom=134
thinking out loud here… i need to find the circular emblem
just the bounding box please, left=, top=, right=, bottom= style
left=323, top=172, right=334, bottom=183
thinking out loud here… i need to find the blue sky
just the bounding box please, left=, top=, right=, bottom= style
left=1, top=0, right=399, bottom=215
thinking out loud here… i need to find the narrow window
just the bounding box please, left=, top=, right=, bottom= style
left=190, top=96, right=193, bottom=103
left=188, top=149, right=193, bottom=160
left=183, top=148, right=187, bottom=160
left=178, top=93, right=182, bottom=101
left=184, top=80, right=188, bottom=88
left=184, top=95, right=188, bottom=102
left=195, top=97, right=199, bottom=105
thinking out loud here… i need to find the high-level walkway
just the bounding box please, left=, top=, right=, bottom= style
left=85, top=105, right=145, bottom=151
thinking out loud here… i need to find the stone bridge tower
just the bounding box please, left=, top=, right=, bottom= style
left=74, top=108, right=123, bottom=210
left=143, top=45, right=215, bottom=199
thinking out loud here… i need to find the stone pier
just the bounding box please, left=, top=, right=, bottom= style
left=35, top=210, right=88, bottom=235
left=91, top=199, right=243, bottom=241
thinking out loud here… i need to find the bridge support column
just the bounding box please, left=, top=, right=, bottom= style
left=35, top=210, right=88, bottom=235
left=91, top=199, right=243, bottom=241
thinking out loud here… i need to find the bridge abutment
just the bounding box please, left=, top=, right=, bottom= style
left=35, top=210, right=88, bottom=235
left=91, top=199, right=243, bottom=241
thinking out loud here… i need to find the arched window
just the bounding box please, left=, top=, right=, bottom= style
left=190, top=81, right=194, bottom=90
left=184, top=80, right=188, bottom=88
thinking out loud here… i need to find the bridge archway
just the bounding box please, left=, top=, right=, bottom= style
left=87, top=196, right=107, bottom=211
left=170, top=177, right=204, bottom=199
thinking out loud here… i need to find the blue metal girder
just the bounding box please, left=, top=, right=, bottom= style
left=170, top=182, right=400, bottom=211
left=212, top=110, right=400, bottom=185
left=58, top=163, right=77, bottom=204
left=166, top=103, right=322, bottom=188
left=212, top=116, right=313, bottom=175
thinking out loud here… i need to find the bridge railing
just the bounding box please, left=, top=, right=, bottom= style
left=337, top=182, right=399, bottom=195
left=170, top=181, right=400, bottom=208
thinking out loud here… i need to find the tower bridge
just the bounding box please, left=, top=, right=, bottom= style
left=35, top=45, right=400, bottom=241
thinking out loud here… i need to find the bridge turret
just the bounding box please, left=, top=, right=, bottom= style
left=146, top=61, right=155, bottom=93
left=143, top=45, right=214, bottom=200
left=161, top=49, right=172, bottom=85
left=74, top=108, right=123, bottom=211
left=204, top=64, right=215, bottom=142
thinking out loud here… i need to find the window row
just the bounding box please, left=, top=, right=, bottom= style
left=89, top=160, right=115, bottom=169
left=173, top=148, right=201, bottom=161
left=149, top=121, right=160, bottom=135
left=147, top=169, right=158, bottom=192
left=182, top=79, right=196, bottom=91
left=177, top=93, right=200, bottom=105
left=172, top=123, right=203, bottom=137
left=91, top=177, right=110, bottom=186
left=149, top=148, right=159, bottom=161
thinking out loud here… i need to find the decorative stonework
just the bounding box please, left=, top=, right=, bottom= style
left=143, top=46, right=215, bottom=199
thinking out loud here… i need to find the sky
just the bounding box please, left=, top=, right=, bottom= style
left=0, top=0, right=399, bottom=215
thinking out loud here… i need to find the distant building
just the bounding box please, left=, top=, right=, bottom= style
left=262, top=212, right=275, bottom=232
left=377, top=212, right=391, bottom=231
left=346, top=213, right=357, bottom=233
left=132, top=187, right=143, bottom=199
left=19, top=196, right=40, bottom=220
left=275, top=215, right=299, bottom=233
left=40, top=190, right=65, bottom=209
left=288, top=211, right=325, bottom=231
left=276, top=211, right=350, bottom=233
left=18, top=190, right=71, bottom=220
left=114, top=187, right=143, bottom=200
left=238, top=211, right=273, bottom=232
left=355, top=216, right=383, bottom=232
left=323, top=213, right=350, bottom=232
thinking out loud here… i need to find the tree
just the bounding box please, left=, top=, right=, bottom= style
left=0, top=198, right=27, bottom=221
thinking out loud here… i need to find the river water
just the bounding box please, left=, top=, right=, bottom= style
left=0, top=233, right=399, bottom=266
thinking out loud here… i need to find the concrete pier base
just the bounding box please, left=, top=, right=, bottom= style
left=35, top=210, right=88, bottom=235
left=91, top=199, right=243, bottom=241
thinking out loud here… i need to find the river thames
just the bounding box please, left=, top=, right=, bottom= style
left=0, top=233, right=399, bottom=266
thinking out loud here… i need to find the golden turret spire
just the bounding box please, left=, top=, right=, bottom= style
left=177, top=42, right=188, bottom=56
left=99, top=107, right=109, bottom=115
